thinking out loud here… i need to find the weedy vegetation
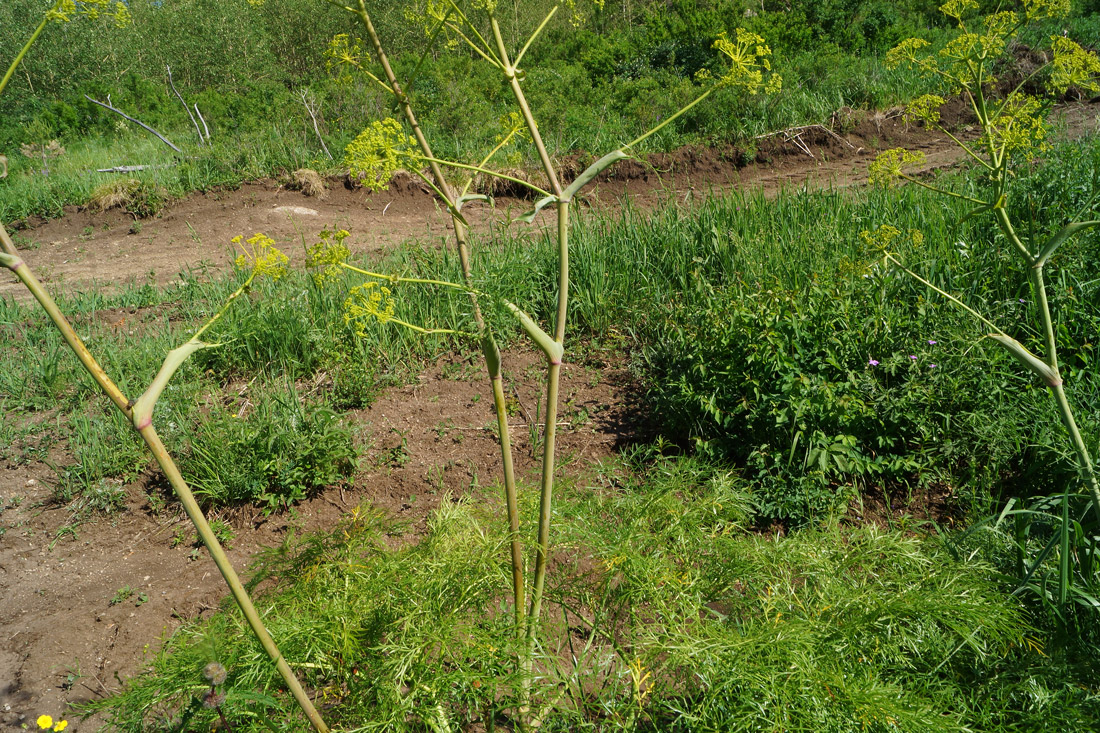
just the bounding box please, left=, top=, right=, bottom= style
left=3, top=0, right=1100, bottom=731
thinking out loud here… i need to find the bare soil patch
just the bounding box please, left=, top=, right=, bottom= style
left=4, top=102, right=1097, bottom=303
left=1, top=102, right=1098, bottom=729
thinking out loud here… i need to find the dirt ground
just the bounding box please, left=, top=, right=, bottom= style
left=1, top=102, right=1098, bottom=730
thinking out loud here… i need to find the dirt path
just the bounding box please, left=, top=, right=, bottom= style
left=6, top=102, right=1097, bottom=302
left=1, top=102, right=1098, bottom=730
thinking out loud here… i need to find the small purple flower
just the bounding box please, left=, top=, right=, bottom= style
left=909, top=355, right=917, bottom=360
left=1019, top=298, right=1027, bottom=303
left=930, top=364, right=937, bottom=368
left=868, top=359, right=879, bottom=366
left=927, top=339, right=937, bottom=345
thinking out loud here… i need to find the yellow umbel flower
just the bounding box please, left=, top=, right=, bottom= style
left=232, top=233, right=289, bottom=281
left=860, top=225, right=924, bottom=252
left=345, top=119, right=420, bottom=192
left=712, top=29, right=782, bottom=95
left=868, top=148, right=926, bottom=187
left=325, top=34, right=368, bottom=85
left=344, top=282, right=396, bottom=336
left=1023, top=0, right=1070, bottom=21
left=939, top=0, right=978, bottom=22
left=885, top=38, right=931, bottom=70
left=1050, top=36, right=1100, bottom=95
left=306, top=228, right=351, bottom=286
left=903, top=94, right=946, bottom=125
left=45, top=0, right=76, bottom=23
left=988, top=95, right=1048, bottom=155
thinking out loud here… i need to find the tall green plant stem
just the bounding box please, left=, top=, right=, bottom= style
left=990, top=181, right=1100, bottom=523
left=0, top=16, right=47, bottom=98
left=353, top=1, right=525, bottom=625
left=0, top=223, right=330, bottom=733
left=487, top=15, right=568, bottom=647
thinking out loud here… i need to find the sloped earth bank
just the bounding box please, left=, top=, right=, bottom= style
left=1, top=103, right=1098, bottom=730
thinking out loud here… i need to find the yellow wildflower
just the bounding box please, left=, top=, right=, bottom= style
left=1049, top=36, right=1100, bottom=95
left=885, top=38, right=931, bottom=69
left=45, top=0, right=76, bottom=23
left=345, top=119, right=420, bottom=192
left=868, top=148, right=925, bottom=187
left=1023, top=0, right=1070, bottom=21
left=54, top=721, right=68, bottom=732
left=325, top=34, right=368, bottom=85
left=232, top=233, right=289, bottom=281
left=712, top=29, right=782, bottom=95
left=903, top=94, right=946, bottom=125
left=987, top=95, right=1048, bottom=155
left=344, top=282, right=396, bottom=336
left=939, top=0, right=978, bottom=22
left=306, top=228, right=351, bottom=286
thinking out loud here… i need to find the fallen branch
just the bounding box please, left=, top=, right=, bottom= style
left=84, top=94, right=182, bottom=154
left=755, top=124, right=857, bottom=160
left=167, top=65, right=204, bottom=146
left=298, top=88, right=332, bottom=160
left=96, top=164, right=177, bottom=173
left=194, top=103, right=210, bottom=141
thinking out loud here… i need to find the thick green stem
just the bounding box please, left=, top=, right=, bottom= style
left=489, top=17, right=562, bottom=197
left=0, top=16, right=47, bottom=99
left=137, top=425, right=330, bottom=732
left=527, top=201, right=570, bottom=637
left=1029, top=265, right=1100, bottom=523
left=2, top=231, right=329, bottom=732
left=355, top=2, right=524, bottom=617
left=485, top=336, right=525, bottom=627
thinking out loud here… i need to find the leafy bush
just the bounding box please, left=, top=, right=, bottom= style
left=181, top=385, right=357, bottom=511
left=642, top=275, right=1066, bottom=523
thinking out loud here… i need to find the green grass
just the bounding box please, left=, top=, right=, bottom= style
left=85, top=453, right=1100, bottom=731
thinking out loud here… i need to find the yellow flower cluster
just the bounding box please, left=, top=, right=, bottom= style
left=868, top=148, right=926, bottom=187
left=987, top=95, right=1048, bottom=155
left=325, top=34, right=368, bottom=86
left=36, top=715, right=67, bottom=731
left=710, top=28, right=782, bottom=95
left=859, top=225, right=924, bottom=252
left=1049, top=36, right=1100, bottom=95
left=939, top=0, right=978, bottom=21
left=232, top=233, right=289, bottom=281
left=1023, top=0, right=1070, bottom=21
left=344, top=282, right=396, bottom=336
left=47, top=0, right=131, bottom=27
left=305, top=228, right=351, bottom=286
left=885, top=38, right=931, bottom=70
left=903, top=94, right=946, bottom=125
left=345, top=119, right=420, bottom=192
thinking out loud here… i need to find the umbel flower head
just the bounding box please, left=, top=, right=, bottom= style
left=868, top=148, right=926, bottom=187
left=860, top=224, right=925, bottom=253
left=306, top=228, right=351, bottom=286
left=344, top=282, right=396, bottom=336
left=232, top=233, right=289, bottom=281
left=707, top=28, right=782, bottom=94
left=345, top=119, right=421, bottom=192
left=47, top=0, right=132, bottom=27
left=325, top=34, right=368, bottom=85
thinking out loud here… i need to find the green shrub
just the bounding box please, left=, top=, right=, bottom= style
left=181, top=385, right=357, bottom=511
left=642, top=276, right=1065, bottom=523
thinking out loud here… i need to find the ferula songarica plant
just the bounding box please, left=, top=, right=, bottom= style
left=303, top=0, right=780, bottom=726
left=866, top=0, right=1100, bottom=603
left=0, top=5, right=331, bottom=730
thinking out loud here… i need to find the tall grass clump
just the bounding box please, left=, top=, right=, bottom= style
left=93, top=454, right=1100, bottom=731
